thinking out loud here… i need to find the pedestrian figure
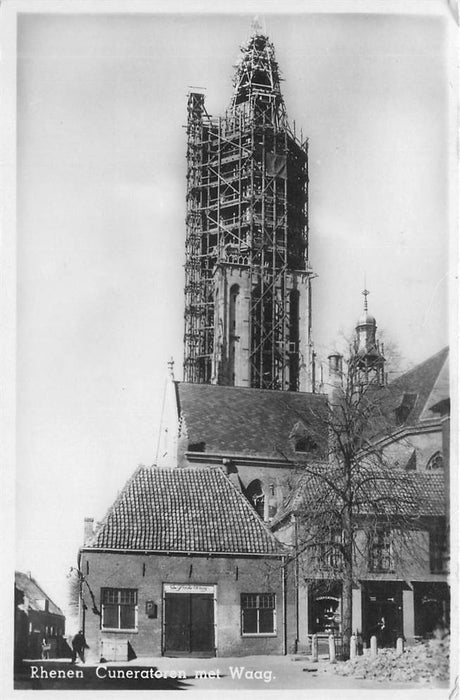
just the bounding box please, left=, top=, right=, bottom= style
left=41, top=638, right=50, bottom=660
left=71, top=630, right=89, bottom=664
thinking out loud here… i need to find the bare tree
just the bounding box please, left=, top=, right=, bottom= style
left=279, top=354, right=430, bottom=659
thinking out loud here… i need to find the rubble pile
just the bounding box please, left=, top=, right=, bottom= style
left=331, top=636, right=450, bottom=683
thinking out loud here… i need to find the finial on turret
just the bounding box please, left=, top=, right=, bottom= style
left=167, top=357, right=175, bottom=379
left=362, top=288, right=370, bottom=313
left=251, top=16, right=263, bottom=35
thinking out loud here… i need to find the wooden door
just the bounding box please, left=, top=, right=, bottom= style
left=164, top=593, right=214, bottom=656
left=190, top=594, right=214, bottom=652
left=164, top=594, right=191, bottom=653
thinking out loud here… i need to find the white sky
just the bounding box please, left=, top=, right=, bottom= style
left=11, top=4, right=456, bottom=624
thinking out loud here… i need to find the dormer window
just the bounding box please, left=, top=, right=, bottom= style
left=426, top=451, right=443, bottom=471
left=395, top=393, right=417, bottom=426
left=188, top=441, right=205, bottom=452
left=295, top=436, right=318, bottom=453
left=290, top=419, right=321, bottom=455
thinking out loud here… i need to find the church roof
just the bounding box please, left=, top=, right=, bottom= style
left=15, top=571, right=64, bottom=617
left=84, top=465, right=283, bottom=556
left=175, top=382, right=328, bottom=460
left=383, top=346, right=449, bottom=427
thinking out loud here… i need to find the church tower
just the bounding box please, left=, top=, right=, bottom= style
left=183, top=28, right=313, bottom=391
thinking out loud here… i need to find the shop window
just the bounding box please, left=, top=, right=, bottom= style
left=368, top=530, right=394, bottom=573
left=241, top=593, right=276, bottom=636
left=309, top=593, right=342, bottom=635
left=101, top=588, right=138, bottom=631
left=426, top=452, right=443, bottom=471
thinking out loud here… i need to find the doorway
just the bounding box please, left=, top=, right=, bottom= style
left=164, top=592, right=215, bottom=656
left=362, top=582, right=403, bottom=647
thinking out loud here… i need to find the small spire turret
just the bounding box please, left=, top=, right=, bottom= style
left=351, top=289, right=385, bottom=388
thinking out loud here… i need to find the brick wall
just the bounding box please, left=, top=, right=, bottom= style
left=80, top=551, right=295, bottom=660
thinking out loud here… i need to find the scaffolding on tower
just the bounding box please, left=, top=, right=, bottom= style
left=183, top=32, right=312, bottom=390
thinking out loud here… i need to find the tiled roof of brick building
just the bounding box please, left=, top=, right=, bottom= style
left=272, top=469, right=445, bottom=526
left=85, top=466, right=283, bottom=555
left=15, top=571, right=64, bottom=617
left=175, top=382, right=327, bottom=459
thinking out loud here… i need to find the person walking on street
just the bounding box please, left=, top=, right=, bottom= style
left=71, top=630, right=89, bottom=664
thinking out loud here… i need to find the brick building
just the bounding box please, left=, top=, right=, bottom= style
left=271, top=347, right=450, bottom=650
left=15, top=571, right=66, bottom=663
left=79, top=466, right=295, bottom=661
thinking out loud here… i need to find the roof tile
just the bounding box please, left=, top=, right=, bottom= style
left=176, top=383, right=328, bottom=459
left=85, top=466, right=283, bottom=555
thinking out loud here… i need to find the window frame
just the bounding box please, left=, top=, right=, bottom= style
left=310, top=530, right=343, bottom=570
left=368, top=529, right=395, bottom=573
left=101, top=588, right=138, bottom=632
left=426, top=451, right=443, bottom=471
left=429, top=519, right=446, bottom=573
left=240, top=593, right=277, bottom=637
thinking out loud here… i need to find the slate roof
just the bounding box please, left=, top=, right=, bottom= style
left=383, top=347, right=449, bottom=427
left=85, top=466, right=283, bottom=555
left=273, top=469, right=445, bottom=526
left=175, top=382, right=328, bottom=459
left=15, top=571, right=64, bottom=617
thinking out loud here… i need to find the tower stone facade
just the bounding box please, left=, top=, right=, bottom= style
left=183, top=30, right=313, bottom=391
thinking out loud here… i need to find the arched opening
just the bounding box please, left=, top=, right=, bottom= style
left=229, top=284, right=240, bottom=385
left=289, top=289, right=300, bottom=391
left=246, top=479, right=265, bottom=519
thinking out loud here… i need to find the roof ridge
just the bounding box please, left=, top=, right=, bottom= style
left=15, top=571, right=64, bottom=615
left=389, top=346, right=448, bottom=386
left=175, top=381, right=325, bottom=399
left=86, top=463, right=285, bottom=554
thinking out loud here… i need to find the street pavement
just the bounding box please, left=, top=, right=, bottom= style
left=14, top=654, right=448, bottom=691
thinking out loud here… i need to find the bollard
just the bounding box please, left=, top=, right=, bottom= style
left=396, top=637, right=404, bottom=656
left=370, top=635, right=377, bottom=658
left=350, top=634, right=357, bottom=660
left=311, top=633, right=318, bottom=662
left=328, top=634, right=336, bottom=662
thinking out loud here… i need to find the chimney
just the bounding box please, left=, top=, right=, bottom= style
left=327, top=352, right=343, bottom=400
left=84, top=517, right=94, bottom=545
left=222, top=458, right=242, bottom=491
